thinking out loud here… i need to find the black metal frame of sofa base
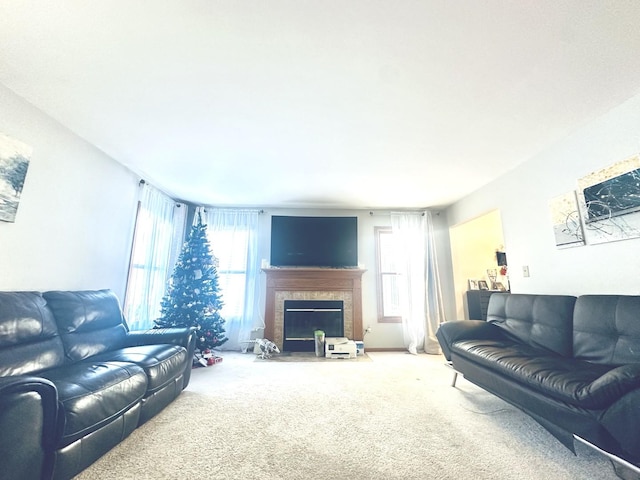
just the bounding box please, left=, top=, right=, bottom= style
left=445, top=362, right=640, bottom=478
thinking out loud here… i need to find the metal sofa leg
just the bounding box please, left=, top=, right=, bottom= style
left=445, top=361, right=460, bottom=387
left=573, top=435, right=640, bottom=479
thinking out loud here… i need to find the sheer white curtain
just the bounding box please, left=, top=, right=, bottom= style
left=123, top=183, right=186, bottom=331
left=200, top=207, right=261, bottom=351
left=390, top=211, right=444, bottom=354
left=423, top=211, right=445, bottom=354
left=391, top=212, right=426, bottom=354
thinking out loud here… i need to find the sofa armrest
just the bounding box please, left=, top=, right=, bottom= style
left=125, top=327, right=196, bottom=349
left=600, top=388, right=640, bottom=464
left=125, top=327, right=198, bottom=389
left=0, top=376, right=59, bottom=480
left=436, top=320, right=502, bottom=361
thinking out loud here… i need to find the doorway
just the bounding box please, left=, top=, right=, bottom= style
left=449, top=209, right=505, bottom=319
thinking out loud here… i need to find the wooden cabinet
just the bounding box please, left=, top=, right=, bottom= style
left=466, top=290, right=495, bottom=320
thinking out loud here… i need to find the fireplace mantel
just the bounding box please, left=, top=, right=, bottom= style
left=262, top=267, right=366, bottom=349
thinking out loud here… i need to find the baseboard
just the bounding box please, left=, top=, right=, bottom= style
left=365, top=347, right=406, bottom=352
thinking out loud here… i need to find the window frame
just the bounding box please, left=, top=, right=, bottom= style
left=375, top=226, right=402, bottom=323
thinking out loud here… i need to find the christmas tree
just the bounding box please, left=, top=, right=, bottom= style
left=155, top=212, right=228, bottom=354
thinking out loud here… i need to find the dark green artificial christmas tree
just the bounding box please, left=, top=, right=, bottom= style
left=155, top=212, right=228, bottom=355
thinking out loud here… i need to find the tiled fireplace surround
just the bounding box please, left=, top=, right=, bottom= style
left=263, top=267, right=366, bottom=351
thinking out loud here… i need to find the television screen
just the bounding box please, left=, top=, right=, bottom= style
left=270, top=216, right=358, bottom=268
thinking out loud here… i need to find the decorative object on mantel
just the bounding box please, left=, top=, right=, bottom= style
left=0, top=133, right=32, bottom=223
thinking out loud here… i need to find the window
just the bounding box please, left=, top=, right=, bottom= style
left=207, top=228, right=250, bottom=320
left=200, top=208, right=261, bottom=351
left=375, top=226, right=402, bottom=322
left=124, top=206, right=174, bottom=330
left=123, top=184, right=186, bottom=331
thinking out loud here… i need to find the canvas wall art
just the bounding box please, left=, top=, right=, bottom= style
left=549, top=191, right=585, bottom=248
left=576, top=155, right=640, bottom=245
left=0, top=133, right=32, bottom=223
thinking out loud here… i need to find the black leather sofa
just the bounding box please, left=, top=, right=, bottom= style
left=436, top=293, right=640, bottom=472
left=0, top=289, right=196, bottom=480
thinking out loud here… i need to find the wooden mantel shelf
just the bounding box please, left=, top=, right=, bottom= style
left=262, top=267, right=366, bottom=347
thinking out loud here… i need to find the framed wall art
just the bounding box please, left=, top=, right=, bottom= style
left=576, top=155, right=640, bottom=245
left=0, top=133, right=32, bottom=223
left=549, top=190, right=585, bottom=248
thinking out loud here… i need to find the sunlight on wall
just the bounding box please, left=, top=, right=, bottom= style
left=449, top=210, right=505, bottom=319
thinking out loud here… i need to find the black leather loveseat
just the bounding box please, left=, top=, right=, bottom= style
left=436, top=293, right=640, bottom=473
left=0, top=289, right=196, bottom=480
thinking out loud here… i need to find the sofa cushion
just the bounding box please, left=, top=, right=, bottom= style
left=91, top=344, right=188, bottom=394
left=0, top=292, right=65, bottom=376
left=486, top=293, right=576, bottom=357
left=39, top=360, right=147, bottom=447
left=452, top=338, right=640, bottom=409
left=43, top=290, right=128, bottom=361
left=573, top=295, right=640, bottom=365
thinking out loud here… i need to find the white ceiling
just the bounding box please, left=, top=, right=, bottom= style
left=2, top=1, right=640, bottom=209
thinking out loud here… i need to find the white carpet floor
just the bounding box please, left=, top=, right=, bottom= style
left=75, top=351, right=623, bottom=479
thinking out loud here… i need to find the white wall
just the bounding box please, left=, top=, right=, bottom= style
left=256, top=208, right=454, bottom=349
left=446, top=91, right=640, bottom=296
left=0, top=84, right=139, bottom=299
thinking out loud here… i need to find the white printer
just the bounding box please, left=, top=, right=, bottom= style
left=325, top=337, right=357, bottom=359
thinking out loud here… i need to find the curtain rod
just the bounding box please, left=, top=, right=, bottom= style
left=369, top=210, right=427, bottom=216
left=199, top=207, right=265, bottom=214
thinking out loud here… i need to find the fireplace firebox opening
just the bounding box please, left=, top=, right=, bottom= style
left=283, top=300, right=344, bottom=352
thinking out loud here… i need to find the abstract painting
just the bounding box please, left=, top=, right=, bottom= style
left=0, top=133, right=32, bottom=222
left=549, top=191, right=585, bottom=248
left=577, top=155, right=640, bottom=245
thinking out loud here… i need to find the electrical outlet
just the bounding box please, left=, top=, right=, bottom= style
left=522, top=266, right=530, bottom=277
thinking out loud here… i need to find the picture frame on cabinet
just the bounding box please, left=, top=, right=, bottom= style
left=468, top=279, right=479, bottom=290
left=478, top=280, right=489, bottom=290
left=492, top=281, right=506, bottom=291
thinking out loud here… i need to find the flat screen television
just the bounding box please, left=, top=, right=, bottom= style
left=270, top=216, right=358, bottom=268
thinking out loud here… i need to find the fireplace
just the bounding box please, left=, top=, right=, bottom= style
left=284, top=300, right=344, bottom=352
left=262, top=267, right=366, bottom=351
